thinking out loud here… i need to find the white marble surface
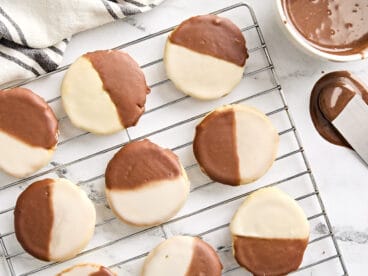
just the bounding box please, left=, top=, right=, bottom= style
left=0, top=0, right=367, bottom=275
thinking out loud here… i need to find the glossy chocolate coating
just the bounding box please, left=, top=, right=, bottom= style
left=283, top=0, right=368, bottom=55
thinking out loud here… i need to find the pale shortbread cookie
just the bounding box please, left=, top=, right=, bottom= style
left=61, top=50, right=150, bottom=134
left=0, top=87, right=58, bottom=178
left=142, top=236, right=222, bottom=276
left=230, top=187, right=310, bottom=275
left=193, top=104, right=279, bottom=186
left=14, top=178, right=96, bottom=262
left=57, top=263, right=116, bottom=276
left=105, top=139, right=190, bottom=226
left=164, top=15, right=248, bottom=100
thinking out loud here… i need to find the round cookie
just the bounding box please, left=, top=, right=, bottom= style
left=14, top=178, right=96, bottom=261
left=0, top=87, right=58, bottom=178
left=61, top=50, right=150, bottom=134
left=57, top=263, right=116, bottom=276
left=193, top=104, right=279, bottom=186
left=230, top=187, right=310, bottom=276
left=164, top=14, right=248, bottom=100
left=142, top=236, right=222, bottom=276
left=105, top=139, right=190, bottom=226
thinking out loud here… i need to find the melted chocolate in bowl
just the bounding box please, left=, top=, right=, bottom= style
left=282, top=0, right=368, bottom=56
left=310, top=71, right=368, bottom=148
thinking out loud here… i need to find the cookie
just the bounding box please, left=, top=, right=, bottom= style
left=142, top=236, right=222, bottom=276
left=105, top=139, right=189, bottom=226
left=61, top=50, right=150, bottom=134
left=230, top=187, right=310, bottom=276
left=57, top=263, right=116, bottom=276
left=0, top=87, right=58, bottom=178
left=14, top=178, right=96, bottom=262
left=193, top=104, right=279, bottom=186
left=164, top=14, right=248, bottom=100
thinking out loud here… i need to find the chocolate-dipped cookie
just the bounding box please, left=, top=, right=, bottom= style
left=61, top=50, right=150, bottom=134
left=142, top=236, right=222, bottom=276
left=105, top=139, right=190, bottom=226
left=164, top=15, right=248, bottom=100
left=14, top=178, right=96, bottom=262
left=0, top=87, right=58, bottom=178
left=193, top=104, right=279, bottom=186
left=57, top=263, right=116, bottom=276
left=230, top=187, right=310, bottom=276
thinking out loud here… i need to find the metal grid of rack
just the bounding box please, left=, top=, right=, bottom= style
left=0, top=2, right=348, bottom=275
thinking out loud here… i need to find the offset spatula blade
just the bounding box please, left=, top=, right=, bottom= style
left=332, top=95, right=368, bottom=165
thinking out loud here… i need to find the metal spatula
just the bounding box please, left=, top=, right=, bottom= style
left=331, top=95, right=368, bottom=165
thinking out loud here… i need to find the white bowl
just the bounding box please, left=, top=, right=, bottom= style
left=275, top=0, right=368, bottom=62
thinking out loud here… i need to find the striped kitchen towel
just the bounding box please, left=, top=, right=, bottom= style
left=0, top=0, right=164, bottom=87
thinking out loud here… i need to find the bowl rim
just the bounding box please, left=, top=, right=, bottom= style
left=275, top=0, right=368, bottom=62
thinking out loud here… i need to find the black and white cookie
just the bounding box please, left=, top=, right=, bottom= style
left=230, top=187, right=310, bottom=275
left=194, top=104, right=279, bottom=186
left=62, top=50, right=150, bottom=134
left=14, top=178, right=96, bottom=261
left=105, top=139, right=190, bottom=226
left=164, top=14, right=248, bottom=100
left=0, top=87, right=58, bottom=178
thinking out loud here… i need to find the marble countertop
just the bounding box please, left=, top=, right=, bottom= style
left=1, top=0, right=367, bottom=275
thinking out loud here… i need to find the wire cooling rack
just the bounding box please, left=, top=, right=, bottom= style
left=0, top=2, right=348, bottom=276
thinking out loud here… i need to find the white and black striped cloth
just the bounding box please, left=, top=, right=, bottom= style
left=0, top=0, right=164, bottom=86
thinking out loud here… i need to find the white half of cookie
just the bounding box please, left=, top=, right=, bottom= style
left=230, top=187, right=310, bottom=238
left=234, top=105, right=279, bottom=183
left=49, top=178, right=96, bottom=261
left=61, top=56, right=123, bottom=134
left=164, top=41, right=244, bottom=100
left=142, top=236, right=193, bottom=276
left=106, top=169, right=190, bottom=226
left=0, top=130, right=55, bottom=178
